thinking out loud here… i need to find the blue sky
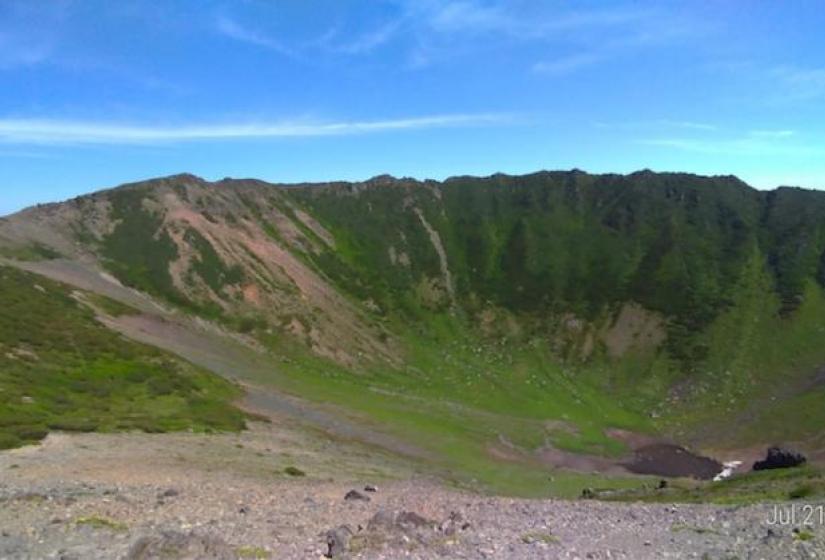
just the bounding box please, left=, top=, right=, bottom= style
left=2, top=0, right=825, bottom=215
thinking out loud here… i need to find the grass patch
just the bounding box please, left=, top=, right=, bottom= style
left=795, top=529, right=815, bottom=542
left=0, top=265, right=246, bottom=448
left=0, top=242, right=62, bottom=262
left=521, top=531, right=559, bottom=544
left=101, top=186, right=181, bottom=303
left=789, top=484, right=815, bottom=500
left=284, top=466, right=306, bottom=477
left=236, top=546, right=271, bottom=559
left=74, top=515, right=128, bottom=531
left=85, top=293, right=141, bottom=317
left=183, top=227, right=245, bottom=294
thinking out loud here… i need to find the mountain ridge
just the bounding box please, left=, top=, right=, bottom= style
left=7, top=167, right=821, bottom=220
left=3, top=168, right=825, bottom=494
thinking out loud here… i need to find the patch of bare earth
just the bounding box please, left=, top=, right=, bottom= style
left=1, top=425, right=820, bottom=559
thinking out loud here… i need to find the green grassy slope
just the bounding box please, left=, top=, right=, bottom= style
left=250, top=313, right=652, bottom=496
left=282, top=171, right=825, bottom=451
left=0, top=265, right=246, bottom=449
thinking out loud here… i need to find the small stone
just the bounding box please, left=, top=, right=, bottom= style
left=344, top=490, right=370, bottom=502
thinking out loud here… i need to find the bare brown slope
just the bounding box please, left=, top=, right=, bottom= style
left=0, top=174, right=398, bottom=367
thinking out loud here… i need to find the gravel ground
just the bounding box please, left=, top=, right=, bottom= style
left=1, top=422, right=823, bottom=559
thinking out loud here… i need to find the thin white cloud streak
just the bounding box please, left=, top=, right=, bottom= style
left=420, top=1, right=645, bottom=37
left=768, top=65, right=825, bottom=102
left=656, top=120, right=717, bottom=131
left=0, top=149, right=56, bottom=159
left=639, top=135, right=821, bottom=158
left=750, top=129, right=794, bottom=138
left=399, top=1, right=659, bottom=69
left=532, top=53, right=601, bottom=75
left=0, top=0, right=71, bottom=69
left=594, top=119, right=718, bottom=131
left=214, top=16, right=294, bottom=56
left=0, top=114, right=515, bottom=145
left=335, top=21, right=401, bottom=54
left=712, top=62, right=825, bottom=105
left=0, top=35, right=51, bottom=69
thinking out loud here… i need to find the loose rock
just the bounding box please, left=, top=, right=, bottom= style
left=344, top=490, right=370, bottom=502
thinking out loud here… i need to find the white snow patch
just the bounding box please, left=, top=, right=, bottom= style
left=713, top=460, right=743, bottom=482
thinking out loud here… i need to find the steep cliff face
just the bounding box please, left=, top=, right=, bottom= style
left=3, top=169, right=825, bottom=465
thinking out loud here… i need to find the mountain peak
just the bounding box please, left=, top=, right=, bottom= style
left=365, top=174, right=399, bottom=185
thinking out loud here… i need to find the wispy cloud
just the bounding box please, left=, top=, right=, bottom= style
left=0, top=113, right=515, bottom=145
left=595, top=119, right=718, bottom=132
left=0, top=0, right=65, bottom=70
left=640, top=131, right=817, bottom=158
left=0, top=0, right=73, bottom=69
left=0, top=149, right=57, bottom=159
left=0, top=33, right=52, bottom=69
left=750, top=129, right=794, bottom=138
left=335, top=21, right=402, bottom=54
left=424, top=1, right=504, bottom=34
left=532, top=53, right=601, bottom=75
left=528, top=5, right=711, bottom=76
left=217, top=14, right=401, bottom=58
left=769, top=65, right=825, bottom=102
left=396, top=1, right=660, bottom=69
left=656, top=120, right=717, bottom=131
left=714, top=61, right=825, bottom=105
left=215, top=16, right=293, bottom=56
left=419, top=1, right=645, bottom=37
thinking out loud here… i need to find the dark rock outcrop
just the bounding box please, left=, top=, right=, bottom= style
left=753, top=447, right=807, bottom=471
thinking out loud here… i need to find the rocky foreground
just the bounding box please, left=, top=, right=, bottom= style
left=1, top=421, right=823, bottom=559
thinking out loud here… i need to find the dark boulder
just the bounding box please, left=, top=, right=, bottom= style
left=325, top=525, right=353, bottom=558
left=344, top=489, right=370, bottom=502
left=753, top=447, right=807, bottom=471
